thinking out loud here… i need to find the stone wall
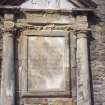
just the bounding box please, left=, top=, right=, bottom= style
left=89, top=0, right=105, bottom=105
left=0, top=15, right=2, bottom=90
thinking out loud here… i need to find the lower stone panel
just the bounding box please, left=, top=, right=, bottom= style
left=16, top=97, right=73, bottom=105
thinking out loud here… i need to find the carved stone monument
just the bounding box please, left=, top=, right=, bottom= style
left=0, top=0, right=96, bottom=105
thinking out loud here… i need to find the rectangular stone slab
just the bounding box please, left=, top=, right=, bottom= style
left=24, top=98, right=73, bottom=105
left=27, top=36, right=69, bottom=94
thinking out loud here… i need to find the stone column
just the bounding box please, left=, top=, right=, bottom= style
left=1, top=13, right=15, bottom=105
left=77, top=31, right=91, bottom=105
left=70, top=31, right=77, bottom=105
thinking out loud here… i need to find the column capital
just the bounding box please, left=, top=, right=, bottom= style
left=76, top=30, right=88, bottom=39
left=3, top=13, right=15, bottom=34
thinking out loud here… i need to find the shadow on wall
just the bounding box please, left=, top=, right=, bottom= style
left=80, top=0, right=97, bottom=8
left=68, top=0, right=97, bottom=8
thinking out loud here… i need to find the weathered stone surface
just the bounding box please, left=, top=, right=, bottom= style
left=23, top=98, right=73, bottom=105
left=20, top=0, right=75, bottom=10
left=17, top=12, right=75, bottom=25
left=1, top=32, right=15, bottom=105
left=28, top=36, right=66, bottom=91
left=89, top=0, right=105, bottom=105
left=1, top=14, right=15, bottom=105
left=77, top=32, right=91, bottom=105
left=4, top=21, right=14, bottom=31
left=0, top=1, right=105, bottom=105
left=75, top=15, right=88, bottom=30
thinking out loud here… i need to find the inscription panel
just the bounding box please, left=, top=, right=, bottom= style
left=28, top=36, right=69, bottom=93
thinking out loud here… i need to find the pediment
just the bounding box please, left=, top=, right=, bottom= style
left=20, top=0, right=75, bottom=10
left=0, top=0, right=97, bottom=10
